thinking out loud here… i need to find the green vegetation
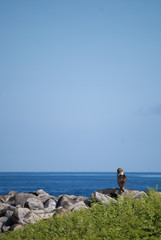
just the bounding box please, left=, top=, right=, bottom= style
left=1, top=189, right=161, bottom=240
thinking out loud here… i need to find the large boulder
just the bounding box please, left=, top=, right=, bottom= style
left=53, top=206, right=71, bottom=216
left=1, top=217, right=13, bottom=232
left=0, top=216, right=8, bottom=224
left=56, top=195, right=78, bottom=209
left=56, top=195, right=88, bottom=211
left=96, top=188, right=148, bottom=199
left=91, top=192, right=117, bottom=206
left=11, top=207, right=30, bottom=225
left=0, top=203, right=15, bottom=217
left=69, top=201, right=88, bottom=211
left=0, top=204, right=9, bottom=217
left=23, top=212, right=42, bottom=224
left=15, top=193, right=37, bottom=207
left=30, top=189, right=57, bottom=203
left=5, top=210, right=14, bottom=218
left=24, top=198, right=44, bottom=210
left=36, top=212, right=54, bottom=219
left=133, top=191, right=148, bottom=199
left=44, top=199, right=56, bottom=212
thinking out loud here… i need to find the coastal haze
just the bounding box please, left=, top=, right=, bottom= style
left=0, top=1, right=161, bottom=172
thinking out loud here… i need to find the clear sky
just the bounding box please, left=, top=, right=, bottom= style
left=0, top=0, right=161, bottom=172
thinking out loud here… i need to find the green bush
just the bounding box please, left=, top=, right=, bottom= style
left=1, top=189, right=161, bottom=240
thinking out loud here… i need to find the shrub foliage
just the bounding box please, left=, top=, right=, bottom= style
left=0, top=189, right=161, bottom=240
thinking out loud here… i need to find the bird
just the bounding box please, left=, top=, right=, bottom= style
left=117, top=168, right=127, bottom=192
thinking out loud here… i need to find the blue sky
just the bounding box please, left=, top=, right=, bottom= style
left=0, top=0, right=161, bottom=172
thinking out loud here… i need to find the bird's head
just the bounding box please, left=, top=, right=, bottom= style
left=117, top=168, right=124, bottom=176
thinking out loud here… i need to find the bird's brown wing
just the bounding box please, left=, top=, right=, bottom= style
left=117, top=175, right=127, bottom=189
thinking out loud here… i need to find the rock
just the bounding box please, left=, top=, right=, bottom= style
left=56, top=195, right=77, bottom=209
left=56, top=195, right=88, bottom=212
left=30, top=189, right=57, bottom=203
left=36, top=189, right=49, bottom=196
left=91, top=192, right=117, bottom=206
left=75, top=196, right=91, bottom=206
left=5, top=210, right=14, bottom=218
left=30, top=189, right=49, bottom=198
left=8, top=191, right=17, bottom=196
left=54, top=207, right=71, bottom=216
left=37, top=212, right=54, bottom=219
left=15, top=193, right=37, bottom=207
left=97, top=188, right=120, bottom=198
left=69, top=201, right=88, bottom=211
left=32, top=209, right=45, bottom=215
left=0, top=222, right=3, bottom=233
left=2, top=224, right=11, bottom=232
left=0, top=196, right=8, bottom=203
left=1, top=217, right=13, bottom=232
left=24, top=198, right=44, bottom=210
left=0, top=203, right=9, bottom=217
left=10, top=224, right=24, bottom=231
left=134, top=191, right=148, bottom=199
left=11, top=207, right=30, bottom=225
left=44, top=199, right=56, bottom=212
left=23, top=212, right=42, bottom=224
left=6, top=196, right=15, bottom=205
left=96, top=188, right=149, bottom=199
left=0, top=203, right=15, bottom=217
left=76, top=196, right=89, bottom=202
left=0, top=216, right=8, bottom=223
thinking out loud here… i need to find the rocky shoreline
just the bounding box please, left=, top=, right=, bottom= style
left=0, top=188, right=160, bottom=233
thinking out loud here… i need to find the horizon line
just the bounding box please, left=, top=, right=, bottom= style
left=0, top=171, right=161, bottom=173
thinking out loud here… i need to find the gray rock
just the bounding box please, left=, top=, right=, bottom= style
left=5, top=210, right=14, bottom=218
left=91, top=192, right=117, bottom=206
left=0, top=195, right=8, bottom=203
left=1, top=217, right=13, bottom=232
left=0, top=222, right=3, bottom=233
left=0, top=216, right=8, bottom=223
left=23, top=212, right=42, bottom=224
left=8, top=191, right=17, bottom=196
left=76, top=196, right=89, bottom=202
left=15, top=193, right=37, bottom=207
left=54, top=206, right=71, bottom=216
left=134, top=191, right=148, bottom=199
left=44, top=199, right=56, bottom=212
left=32, top=209, right=45, bottom=214
left=96, top=188, right=120, bottom=198
left=56, top=195, right=88, bottom=212
left=0, top=203, right=15, bottom=217
left=69, top=201, right=88, bottom=211
left=37, top=212, right=54, bottom=219
left=10, top=224, right=24, bottom=231
left=12, top=207, right=30, bottom=225
left=38, top=195, right=56, bottom=204
left=56, top=195, right=77, bottom=209
left=36, top=189, right=49, bottom=196
left=96, top=188, right=149, bottom=199
left=24, top=198, right=44, bottom=210
left=0, top=203, right=9, bottom=217
left=30, top=189, right=57, bottom=204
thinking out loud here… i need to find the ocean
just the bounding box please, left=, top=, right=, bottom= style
left=0, top=172, right=161, bottom=198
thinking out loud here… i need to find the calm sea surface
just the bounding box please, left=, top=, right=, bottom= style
left=0, top=172, right=161, bottom=198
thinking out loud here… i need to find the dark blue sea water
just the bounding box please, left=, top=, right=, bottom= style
left=0, top=172, right=161, bottom=198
